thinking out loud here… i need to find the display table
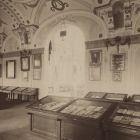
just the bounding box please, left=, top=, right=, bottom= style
left=104, top=103, right=140, bottom=140
left=12, top=87, right=38, bottom=102
left=27, top=95, right=113, bottom=140
left=0, top=86, right=8, bottom=92
left=103, top=93, right=127, bottom=102
left=2, top=86, right=18, bottom=101
left=0, top=86, right=9, bottom=108
left=129, top=94, right=140, bottom=103
left=12, top=87, right=29, bottom=101
left=27, top=96, right=74, bottom=140
left=21, top=88, right=38, bottom=101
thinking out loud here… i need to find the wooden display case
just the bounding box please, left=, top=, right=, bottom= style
left=103, top=93, right=127, bottom=102
left=0, top=86, right=8, bottom=106
left=84, top=92, right=106, bottom=100
left=59, top=99, right=113, bottom=140
left=104, top=103, right=140, bottom=140
left=12, top=87, right=27, bottom=101
left=27, top=96, right=74, bottom=140
left=21, top=87, right=38, bottom=101
left=0, top=86, right=8, bottom=108
left=27, top=96, right=113, bottom=140
left=1, top=86, right=18, bottom=101
left=0, top=86, right=8, bottom=92
left=130, top=95, right=140, bottom=103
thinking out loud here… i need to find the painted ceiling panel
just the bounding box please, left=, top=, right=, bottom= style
left=0, top=0, right=111, bottom=32
left=37, top=0, right=92, bottom=25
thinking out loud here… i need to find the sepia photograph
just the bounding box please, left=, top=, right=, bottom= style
left=0, top=0, right=140, bottom=140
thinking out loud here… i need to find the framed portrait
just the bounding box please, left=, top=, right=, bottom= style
left=33, top=69, right=41, bottom=80
left=89, top=66, right=101, bottom=81
left=21, top=56, right=30, bottom=71
left=6, top=60, right=16, bottom=79
left=33, top=54, right=42, bottom=69
left=89, top=50, right=102, bottom=66
left=111, top=53, right=125, bottom=71
left=112, top=71, right=122, bottom=81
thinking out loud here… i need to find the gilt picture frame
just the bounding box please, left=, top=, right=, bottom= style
left=33, top=54, right=42, bottom=69
left=21, top=56, right=30, bottom=71
left=89, top=50, right=102, bottom=66
left=111, top=53, right=125, bottom=71
left=6, top=60, right=16, bottom=79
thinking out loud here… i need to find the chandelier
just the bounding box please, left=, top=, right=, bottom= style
left=51, top=0, right=69, bottom=11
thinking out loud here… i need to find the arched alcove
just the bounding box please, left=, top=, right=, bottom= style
left=31, top=11, right=108, bottom=98
left=3, top=35, right=21, bottom=53
left=46, top=23, right=86, bottom=97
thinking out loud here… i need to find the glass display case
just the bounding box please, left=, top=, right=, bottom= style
left=59, top=99, right=113, bottom=140
left=0, top=86, right=8, bottom=92
left=103, top=93, right=127, bottom=102
left=28, top=95, right=74, bottom=112
left=130, top=94, right=140, bottom=103
left=1, top=86, right=18, bottom=101
left=104, top=103, right=140, bottom=140
left=60, top=99, right=111, bottom=119
left=27, top=95, right=74, bottom=140
left=12, top=87, right=27, bottom=101
left=84, top=92, right=106, bottom=99
left=27, top=96, right=113, bottom=140
left=21, top=87, right=38, bottom=101
left=0, top=86, right=8, bottom=108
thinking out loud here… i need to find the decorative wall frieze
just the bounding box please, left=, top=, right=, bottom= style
left=12, top=23, right=39, bottom=46
left=20, top=49, right=31, bottom=57
left=94, top=0, right=138, bottom=32
left=2, top=48, right=44, bottom=58
left=86, top=34, right=140, bottom=50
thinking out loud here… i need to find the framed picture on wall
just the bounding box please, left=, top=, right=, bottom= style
left=33, top=54, right=42, bottom=69
left=21, top=56, right=30, bottom=71
left=112, top=71, right=122, bottom=81
left=89, top=66, right=101, bottom=81
left=33, top=69, right=41, bottom=80
left=6, top=60, right=16, bottom=79
left=89, top=50, right=102, bottom=66
left=111, top=53, right=125, bottom=71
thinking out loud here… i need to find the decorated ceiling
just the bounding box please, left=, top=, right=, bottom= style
left=0, top=0, right=111, bottom=31
left=1, top=0, right=140, bottom=48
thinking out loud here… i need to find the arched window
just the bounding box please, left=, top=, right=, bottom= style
left=113, top=1, right=124, bottom=29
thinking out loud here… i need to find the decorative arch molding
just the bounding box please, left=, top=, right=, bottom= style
left=32, top=0, right=94, bottom=25
left=30, top=0, right=45, bottom=24
left=3, top=34, right=21, bottom=52
left=32, top=10, right=108, bottom=45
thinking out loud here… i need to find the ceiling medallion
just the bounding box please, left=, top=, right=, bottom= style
left=51, top=0, right=69, bottom=11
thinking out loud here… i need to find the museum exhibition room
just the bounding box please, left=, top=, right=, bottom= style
left=1, top=0, right=140, bottom=140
